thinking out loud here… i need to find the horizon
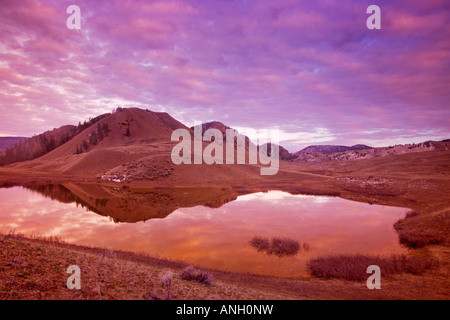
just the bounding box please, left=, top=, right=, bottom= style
left=1, top=0, right=449, bottom=151
left=0, top=106, right=447, bottom=154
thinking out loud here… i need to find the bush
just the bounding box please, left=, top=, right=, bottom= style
left=160, top=270, right=173, bottom=299
left=308, top=254, right=434, bottom=281
left=249, top=236, right=301, bottom=257
left=398, top=232, right=445, bottom=248
left=180, top=266, right=215, bottom=286
left=249, top=237, right=270, bottom=252
left=394, top=210, right=446, bottom=248
left=268, top=237, right=300, bottom=257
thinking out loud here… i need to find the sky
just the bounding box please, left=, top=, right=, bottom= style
left=0, top=0, right=449, bottom=152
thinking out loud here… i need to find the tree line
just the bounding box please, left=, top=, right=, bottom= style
left=0, top=114, right=110, bottom=165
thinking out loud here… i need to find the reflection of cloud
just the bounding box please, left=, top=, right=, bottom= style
left=235, top=191, right=333, bottom=205
left=235, top=191, right=293, bottom=203
left=0, top=187, right=409, bottom=277
left=311, top=196, right=332, bottom=204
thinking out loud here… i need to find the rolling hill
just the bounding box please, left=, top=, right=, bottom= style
left=0, top=113, right=110, bottom=165
left=2, top=107, right=449, bottom=183
left=296, top=144, right=373, bottom=154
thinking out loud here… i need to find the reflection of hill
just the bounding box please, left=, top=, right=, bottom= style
left=24, top=183, right=239, bottom=223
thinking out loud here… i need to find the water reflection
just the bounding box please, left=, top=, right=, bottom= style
left=24, top=183, right=239, bottom=223
left=0, top=186, right=408, bottom=278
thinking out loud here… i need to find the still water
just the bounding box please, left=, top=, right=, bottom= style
left=0, top=186, right=408, bottom=278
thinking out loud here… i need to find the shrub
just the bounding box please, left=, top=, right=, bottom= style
left=160, top=270, right=173, bottom=299
left=180, top=266, right=215, bottom=286
left=249, top=237, right=270, bottom=252
left=268, top=237, right=300, bottom=257
left=308, top=254, right=434, bottom=281
left=398, top=232, right=445, bottom=248
left=404, top=210, right=420, bottom=219
left=102, top=248, right=116, bottom=259
left=395, top=210, right=446, bottom=248
left=302, top=242, right=311, bottom=251
left=249, top=236, right=301, bottom=257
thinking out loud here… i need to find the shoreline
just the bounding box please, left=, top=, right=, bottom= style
left=1, top=150, right=449, bottom=299
left=1, top=232, right=449, bottom=300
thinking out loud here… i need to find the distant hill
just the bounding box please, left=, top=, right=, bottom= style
left=295, top=144, right=373, bottom=155
left=292, top=140, right=449, bottom=163
left=0, top=137, right=28, bottom=151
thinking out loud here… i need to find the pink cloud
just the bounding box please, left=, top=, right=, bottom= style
left=0, top=0, right=448, bottom=150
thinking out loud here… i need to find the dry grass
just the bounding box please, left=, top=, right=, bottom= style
left=394, top=211, right=448, bottom=248
left=308, top=254, right=435, bottom=281
left=398, top=232, right=445, bottom=248
left=1, top=232, right=298, bottom=300
left=1, top=232, right=449, bottom=299
left=4, top=229, right=66, bottom=244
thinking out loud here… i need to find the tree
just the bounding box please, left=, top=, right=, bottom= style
left=89, top=131, right=98, bottom=145
left=102, top=123, right=110, bottom=136
left=97, top=123, right=104, bottom=141
left=47, top=137, right=56, bottom=152
left=82, top=140, right=89, bottom=151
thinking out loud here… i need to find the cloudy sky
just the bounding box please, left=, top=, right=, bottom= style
left=1, top=0, right=449, bottom=151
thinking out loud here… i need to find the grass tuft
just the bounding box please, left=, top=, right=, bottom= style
left=180, top=266, right=215, bottom=286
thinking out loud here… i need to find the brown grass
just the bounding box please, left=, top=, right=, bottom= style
left=308, top=254, right=435, bottom=281
left=1, top=232, right=449, bottom=299
left=398, top=232, right=445, bottom=248
left=4, top=229, right=66, bottom=244
left=0, top=232, right=298, bottom=300
left=394, top=211, right=447, bottom=248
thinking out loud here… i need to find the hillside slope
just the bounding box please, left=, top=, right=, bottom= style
left=0, top=113, right=110, bottom=165
left=8, top=108, right=191, bottom=175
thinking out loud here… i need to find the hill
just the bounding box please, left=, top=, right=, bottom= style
left=3, top=107, right=448, bottom=182
left=192, top=121, right=294, bottom=160
left=8, top=108, right=191, bottom=176
left=0, top=114, right=110, bottom=165
left=295, top=144, right=373, bottom=154
left=292, top=141, right=449, bottom=163
left=259, top=143, right=295, bottom=160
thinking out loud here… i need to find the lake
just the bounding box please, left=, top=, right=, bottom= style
left=0, top=186, right=408, bottom=278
